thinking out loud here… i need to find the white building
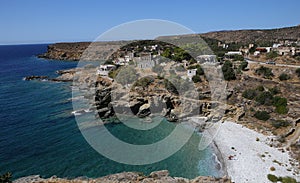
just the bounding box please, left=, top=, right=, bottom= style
left=187, top=69, right=197, bottom=81
left=254, top=51, right=260, bottom=56
left=97, top=64, right=116, bottom=76
left=225, top=51, right=242, bottom=56
left=197, top=55, right=217, bottom=64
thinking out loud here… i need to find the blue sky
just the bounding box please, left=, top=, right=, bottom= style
left=0, top=0, right=299, bottom=44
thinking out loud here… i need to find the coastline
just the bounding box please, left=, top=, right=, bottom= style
left=213, top=121, right=299, bottom=183
left=211, top=140, right=228, bottom=177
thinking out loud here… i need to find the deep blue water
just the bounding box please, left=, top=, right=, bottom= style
left=0, top=44, right=221, bottom=179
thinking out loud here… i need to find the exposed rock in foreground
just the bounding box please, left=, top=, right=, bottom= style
left=14, top=170, right=231, bottom=183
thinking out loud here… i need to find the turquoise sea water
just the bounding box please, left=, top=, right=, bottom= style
left=0, top=44, right=222, bottom=179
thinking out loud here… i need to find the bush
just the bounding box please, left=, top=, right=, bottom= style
left=272, top=96, right=287, bottom=107
left=192, top=75, right=201, bottom=83
left=233, top=54, right=244, bottom=61
left=267, top=174, right=278, bottom=182
left=272, top=96, right=288, bottom=114
left=271, top=120, right=290, bottom=129
left=296, top=68, right=300, bottom=78
left=269, top=86, right=280, bottom=95
left=280, top=176, right=297, bottom=183
left=242, top=89, right=257, bottom=100
left=279, top=73, right=290, bottom=81
left=239, top=61, right=248, bottom=71
left=266, top=51, right=278, bottom=59
left=108, top=68, right=120, bottom=79
left=222, top=61, right=236, bottom=81
left=254, top=111, right=270, bottom=121
left=255, top=66, right=274, bottom=79
left=164, top=79, right=179, bottom=95
left=256, top=85, right=264, bottom=92
left=255, top=92, right=273, bottom=105
left=275, top=105, right=289, bottom=114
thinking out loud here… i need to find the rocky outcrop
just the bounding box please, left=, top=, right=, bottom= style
left=24, top=75, right=49, bottom=81
left=14, top=170, right=231, bottom=183
left=38, top=41, right=128, bottom=61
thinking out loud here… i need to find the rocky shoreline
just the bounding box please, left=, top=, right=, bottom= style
left=14, top=170, right=231, bottom=183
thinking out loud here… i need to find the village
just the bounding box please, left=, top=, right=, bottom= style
left=96, top=38, right=300, bottom=82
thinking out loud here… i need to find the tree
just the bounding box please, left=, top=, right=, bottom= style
left=242, top=89, right=257, bottom=100
left=192, top=75, right=201, bottom=83
left=272, top=96, right=288, bottom=114
left=255, top=66, right=274, bottom=79
left=233, top=54, right=244, bottom=61
left=222, top=61, right=236, bottom=81
left=279, top=73, right=290, bottom=81
left=239, top=61, right=248, bottom=71
left=266, top=51, right=278, bottom=59
left=255, top=91, right=273, bottom=105
left=254, top=111, right=270, bottom=121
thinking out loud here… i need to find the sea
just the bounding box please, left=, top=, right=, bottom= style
left=0, top=44, right=222, bottom=180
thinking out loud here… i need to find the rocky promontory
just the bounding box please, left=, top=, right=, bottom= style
left=38, top=41, right=128, bottom=61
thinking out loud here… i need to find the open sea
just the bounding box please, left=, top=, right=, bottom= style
left=0, top=44, right=222, bottom=180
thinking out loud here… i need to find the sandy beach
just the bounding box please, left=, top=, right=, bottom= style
left=214, top=121, right=299, bottom=183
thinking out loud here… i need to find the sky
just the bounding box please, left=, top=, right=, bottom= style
left=0, top=0, right=299, bottom=45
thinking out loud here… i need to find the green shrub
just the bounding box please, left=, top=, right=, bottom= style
left=272, top=96, right=288, bottom=114
left=266, top=51, right=278, bottom=59
left=192, top=75, right=201, bottom=83
left=271, top=120, right=290, bottom=129
left=275, top=105, right=289, bottom=114
left=279, top=73, right=290, bottom=81
left=267, top=174, right=278, bottom=182
left=255, top=66, right=274, bottom=79
left=242, top=89, right=257, bottom=100
left=254, top=111, right=270, bottom=121
left=108, top=68, right=120, bottom=79
left=164, top=79, right=179, bottom=95
left=222, top=61, right=236, bottom=81
left=280, top=176, right=297, bottom=183
left=256, top=85, right=265, bottom=92
left=269, top=86, right=280, bottom=95
left=272, top=96, right=287, bottom=107
left=255, top=92, right=273, bottom=105
left=233, top=54, right=244, bottom=61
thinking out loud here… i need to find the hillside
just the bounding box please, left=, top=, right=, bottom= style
left=38, top=25, right=300, bottom=61
left=200, top=25, right=300, bottom=44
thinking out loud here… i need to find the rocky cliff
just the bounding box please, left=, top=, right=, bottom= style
left=38, top=41, right=128, bottom=61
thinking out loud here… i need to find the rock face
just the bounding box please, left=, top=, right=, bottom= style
left=14, top=170, right=231, bottom=183
left=38, top=41, right=127, bottom=61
